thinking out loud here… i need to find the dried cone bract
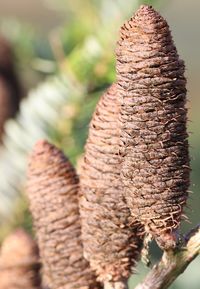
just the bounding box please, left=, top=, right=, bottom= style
left=0, top=229, right=41, bottom=289
left=80, top=84, right=143, bottom=286
left=27, top=140, right=100, bottom=289
left=116, top=5, right=190, bottom=249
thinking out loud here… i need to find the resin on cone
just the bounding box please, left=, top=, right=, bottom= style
left=27, top=140, right=101, bottom=289
left=80, top=84, right=143, bottom=287
left=116, top=5, right=190, bottom=249
left=0, top=229, right=41, bottom=289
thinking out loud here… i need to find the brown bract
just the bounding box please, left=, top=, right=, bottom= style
left=116, top=5, right=190, bottom=249
left=27, top=140, right=100, bottom=289
left=79, top=84, right=143, bottom=285
left=0, top=229, right=41, bottom=289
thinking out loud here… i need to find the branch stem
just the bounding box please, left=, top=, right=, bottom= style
left=134, top=225, right=200, bottom=289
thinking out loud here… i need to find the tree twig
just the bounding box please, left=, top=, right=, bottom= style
left=134, top=225, right=200, bottom=289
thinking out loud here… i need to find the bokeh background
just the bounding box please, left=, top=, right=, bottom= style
left=0, top=0, right=199, bottom=288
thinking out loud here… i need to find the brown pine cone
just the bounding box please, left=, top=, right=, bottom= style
left=0, top=229, right=41, bottom=289
left=116, top=5, right=190, bottom=249
left=0, top=36, right=21, bottom=141
left=79, top=84, right=144, bottom=286
left=0, top=36, right=14, bottom=71
left=0, top=77, right=18, bottom=138
left=26, top=140, right=101, bottom=289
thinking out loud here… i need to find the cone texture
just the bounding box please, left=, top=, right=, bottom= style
left=0, top=229, right=41, bottom=289
left=27, top=140, right=100, bottom=289
left=80, top=84, right=143, bottom=283
left=116, top=5, right=190, bottom=249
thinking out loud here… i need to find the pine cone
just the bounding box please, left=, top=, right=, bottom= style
left=0, top=36, right=14, bottom=71
left=79, top=84, right=143, bottom=286
left=0, top=36, right=21, bottom=141
left=0, top=77, right=18, bottom=138
left=26, top=140, right=101, bottom=289
left=0, top=229, right=41, bottom=289
left=116, top=5, right=190, bottom=249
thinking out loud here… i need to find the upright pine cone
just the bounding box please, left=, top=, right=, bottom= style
left=116, top=5, right=190, bottom=249
left=26, top=140, right=101, bottom=289
left=0, top=36, right=21, bottom=139
left=79, top=84, right=143, bottom=288
left=0, top=229, right=41, bottom=289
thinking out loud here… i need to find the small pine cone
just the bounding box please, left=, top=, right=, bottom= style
left=79, top=84, right=143, bottom=286
left=0, top=229, right=41, bottom=289
left=116, top=5, right=190, bottom=249
left=26, top=140, right=101, bottom=289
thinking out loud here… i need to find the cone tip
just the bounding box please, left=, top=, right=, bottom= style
left=135, top=4, right=160, bottom=20
left=32, top=139, right=55, bottom=155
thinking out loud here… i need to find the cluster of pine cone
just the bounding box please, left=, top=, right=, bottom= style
left=0, top=5, right=190, bottom=289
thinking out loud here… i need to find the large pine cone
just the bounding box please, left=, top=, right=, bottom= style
left=79, top=84, right=143, bottom=285
left=116, top=5, right=190, bottom=249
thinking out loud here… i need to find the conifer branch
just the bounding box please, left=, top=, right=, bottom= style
left=134, top=225, right=200, bottom=289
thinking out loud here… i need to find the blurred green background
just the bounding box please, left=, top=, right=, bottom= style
left=0, top=0, right=199, bottom=288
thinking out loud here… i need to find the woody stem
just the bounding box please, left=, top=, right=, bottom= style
left=134, top=225, right=200, bottom=289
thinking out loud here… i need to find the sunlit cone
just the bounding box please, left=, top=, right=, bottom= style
left=79, top=84, right=143, bottom=288
left=0, top=229, right=41, bottom=289
left=116, top=5, right=190, bottom=249
left=27, top=140, right=101, bottom=289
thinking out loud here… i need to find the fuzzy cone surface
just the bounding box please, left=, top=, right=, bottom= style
left=79, top=84, right=143, bottom=284
left=0, top=36, right=21, bottom=139
left=0, top=229, right=41, bottom=289
left=116, top=5, right=190, bottom=249
left=27, top=140, right=101, bottom=289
